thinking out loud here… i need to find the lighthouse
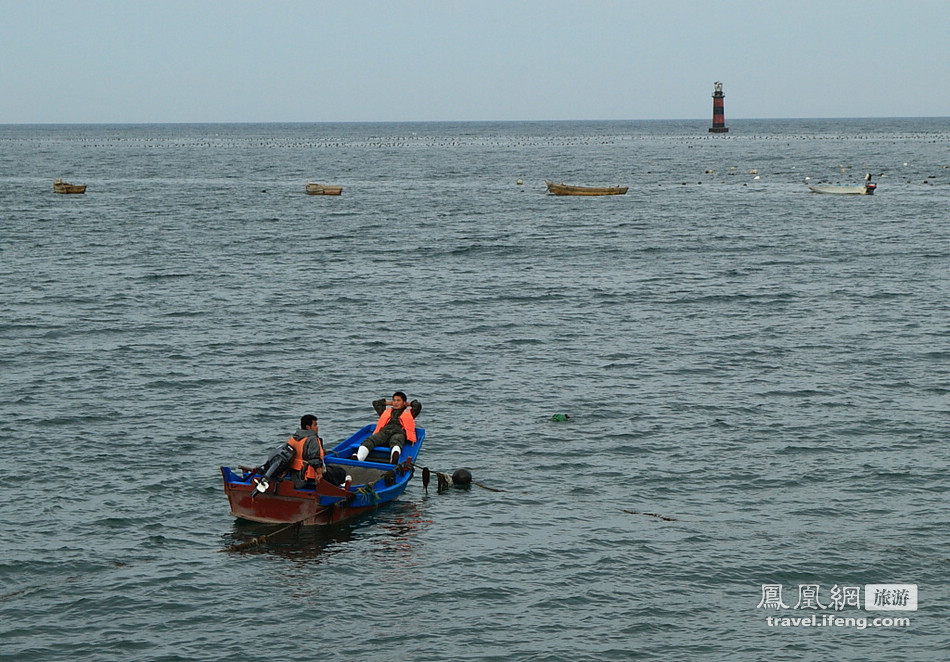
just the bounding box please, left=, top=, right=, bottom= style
left=709, top=81, right=728, bottom=133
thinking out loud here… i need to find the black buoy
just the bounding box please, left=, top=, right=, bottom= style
left=451, top=468, right=472, bottom=486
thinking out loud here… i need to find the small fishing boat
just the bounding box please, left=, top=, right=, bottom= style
left=305, top=181, right=343, bottom=195
left=808, top=173, right=876, bottom=195
left=53, top=178, right=86, bottom=194
left=545, top=180, right=627, bottom=196
left=221, top=424, right=425, bottom=526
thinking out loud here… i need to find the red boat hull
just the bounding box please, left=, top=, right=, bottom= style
left=222, top=476, right=379, bottom=526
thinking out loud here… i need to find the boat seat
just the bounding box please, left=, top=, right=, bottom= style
left=367, top=446, right=397, bottom=462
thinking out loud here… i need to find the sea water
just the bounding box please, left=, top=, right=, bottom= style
left=0, top=118, right=948, bottom=660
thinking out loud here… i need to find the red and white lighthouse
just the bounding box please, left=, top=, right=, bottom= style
left=709, top=81, right=728, bottom=133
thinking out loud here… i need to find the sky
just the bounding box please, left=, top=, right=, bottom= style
left=2, top=0, right=949, bottom=123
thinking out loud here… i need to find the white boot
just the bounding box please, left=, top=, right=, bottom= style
left=390, top=445, right=401, bottom=464
left=356, top=446, right=369, bottom=462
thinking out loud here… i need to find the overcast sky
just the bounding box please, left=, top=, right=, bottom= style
left=3, top=0, right=948, bottom=123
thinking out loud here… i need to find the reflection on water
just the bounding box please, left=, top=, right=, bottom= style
left=222, top=499, right=432, bottom=564
left=223, top=518, right=357, bottom=562
left=370, top=501, right=432, bottom=568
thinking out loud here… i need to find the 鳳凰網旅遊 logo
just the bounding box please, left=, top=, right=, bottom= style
left=757, top=583, right=917, bottom=611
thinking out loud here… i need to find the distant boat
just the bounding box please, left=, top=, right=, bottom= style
left=306, top=182, right=343, bottom=196
left=808, top=173, right=876, bottom=195
left=53, top=178, right=86, bottom=194
left=545, top=180, right=627, bottom=196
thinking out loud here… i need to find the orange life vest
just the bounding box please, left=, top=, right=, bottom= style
left=374, top=407, right=416, bottom=442
left=287, top=435, right=323, bottom=479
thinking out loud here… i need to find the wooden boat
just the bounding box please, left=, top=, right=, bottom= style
left=221, top=423, right=425, bottom=526
left=53, top=178, right=86, bottom=194
left=808, top=173, right=876, bottom=195
left=545, top=180, right=627, bottom=196
left=305, top=181, right=343, bottom=196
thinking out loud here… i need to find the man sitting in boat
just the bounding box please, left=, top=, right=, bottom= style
left=351, top=392, right=422, bottom=464
left=288, top=415, right=347, bottom=487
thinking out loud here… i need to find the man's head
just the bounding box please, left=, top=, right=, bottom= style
left=392, top=391, right=408, bottom=407
left=300, top=414, right=318, bottom=431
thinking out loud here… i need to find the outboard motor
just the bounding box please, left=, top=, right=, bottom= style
left=252, top=443, right=295, bottom=495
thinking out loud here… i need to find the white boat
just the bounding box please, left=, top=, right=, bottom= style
left=808, top=173, right=876, bottom=195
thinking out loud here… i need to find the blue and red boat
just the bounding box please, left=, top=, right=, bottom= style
left=221, top=424, right=425, bottom=526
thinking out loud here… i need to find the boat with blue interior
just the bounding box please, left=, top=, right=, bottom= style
left=221, top=424, right=425, bottom=526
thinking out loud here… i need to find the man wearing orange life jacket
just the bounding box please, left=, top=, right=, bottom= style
left=352, top=391, right=422, bottom=464
left=287, top=414, right=348, bottom=488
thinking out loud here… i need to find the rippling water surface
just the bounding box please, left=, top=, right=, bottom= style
left=1, top=119, right=949, bottom=661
